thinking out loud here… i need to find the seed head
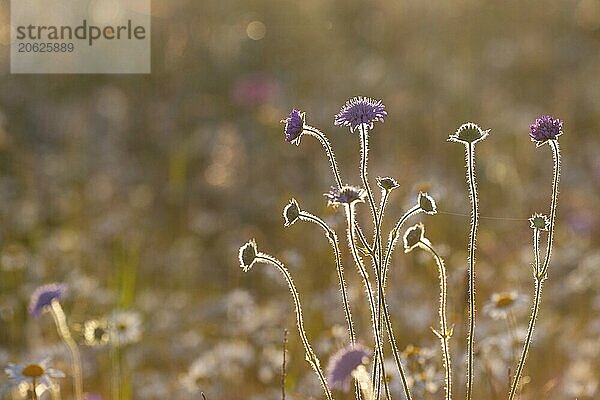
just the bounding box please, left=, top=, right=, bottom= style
left=418, top=192, right=437, bottom=215
left=403, top=223, right=426, bottom=252
left=283, top=198, right=301, bottom=227
left=448, top=122, right=490, bottom=145
left=529, top=213, right=550, bottom=231
left=376, top=176, right=400, bottom=192
left=239, top=239, right=259, bottom=271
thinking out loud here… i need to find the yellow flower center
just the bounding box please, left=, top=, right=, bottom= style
left=21, top=364, right=44, bottom=378
left=495, top=293, right=515, bottom=308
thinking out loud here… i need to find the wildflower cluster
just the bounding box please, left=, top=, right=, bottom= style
left=239, top=94, right=564, bottom=400
left=4, top=283, right=143, bottom=400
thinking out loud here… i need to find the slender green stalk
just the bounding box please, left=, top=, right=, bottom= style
left=508, top=139, right=561, bottom=400
left=304, top=126, right=343, bottom=190
left=50, top=300, right=83, bottom=400
left=299, top=211, right=356, bottom=345
left=110, top=333, right=122, bottom=400
left=345, top=204, right=390, bottom=400
left=421, top=241, right=452, bottom=400
left=465, top=142, right=478, bottom=400
left=255, top=254, right=334, bottom=400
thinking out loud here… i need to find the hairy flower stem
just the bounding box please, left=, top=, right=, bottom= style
left=299, top=211, right=356, bottom=345
left=357, top=125, right=381, bottom=247
left=508, top=139, right=561, bottom=400
left=282, top=329, right=287, bottom=400
left=304, top=126, right=343, bottom=190
left=357, top=125, right=386, bottom=397
left=382, top=205, right=422, bottom=286
left=380, top=286, right=413, bottom=400
left=370, top=204, right=422, bottom=400
left=356, top=225, right=374, bottom=254
left=373, top=189, right=390, bottom=391
left=508, top=277, right=543, bottom=400
left=50, top=300, right=84, bottom=400
left=464, top=142, right=478, bottom=400
left=254, top=253, right=333, bottom=400
left=345, top=205, right=390, bottom=400
left=540, top=140, right=561, bottom=278
left=531, top=228, right=541, bottom=277
left=421, top=241, right=452, bottom=400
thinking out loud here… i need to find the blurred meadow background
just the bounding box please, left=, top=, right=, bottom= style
left=0, top=0, right=599, bottom=399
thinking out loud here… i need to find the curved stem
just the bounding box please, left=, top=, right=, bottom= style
left=382, top=205, right=422, bottom=287
left=345, top=205, right=390, bottom=400
left=304, top=126, right=343, bottom=190
left=299, top=211, right=356, bottom=345
left=507, top=278, right=543, bottom=400
left=465, top=142, right=479, bottom=400
left=255, top=254, right=334, bottom=400
left=50, top=300, right=83, bottom=400
left=540, top=140, right=561, bottom=278
left=509, top=139, right=561, bottom=399
left=356, top=224, right=374, bottom=255
left=421, top=241, right=452, bottom=400
left=377, top=190, right=391, bottom=237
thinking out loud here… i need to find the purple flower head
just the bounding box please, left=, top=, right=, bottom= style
left=529, top=115, right=563, bottom=146
left=282, top=109, right=305, bottom=145
left=29, top=283, right=67, bottom=317
left=326, top=344, right=371, bottom=391
left=334, top=96, right=387, bottom=132
left=324, top=185, right=367, bottom=207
